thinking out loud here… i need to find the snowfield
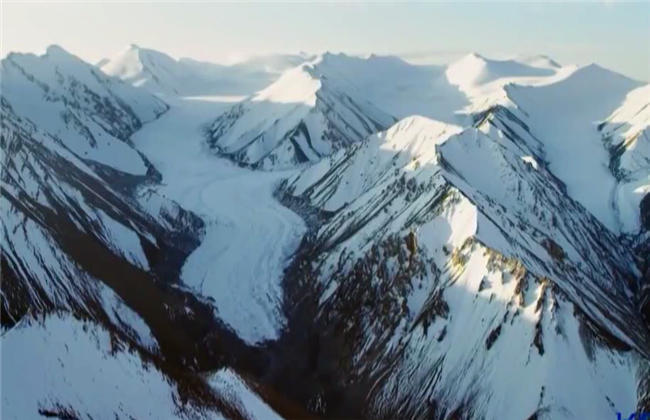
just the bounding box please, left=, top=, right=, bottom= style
left=132, top=96, right=306, bottom=344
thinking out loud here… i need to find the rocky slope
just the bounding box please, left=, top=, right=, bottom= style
left=268, top=57, right=650, bottom=417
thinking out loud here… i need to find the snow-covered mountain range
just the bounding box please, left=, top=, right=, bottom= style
left=100, top=44, right=313, bottom=97
left=2, top=44, right=649, bottom=420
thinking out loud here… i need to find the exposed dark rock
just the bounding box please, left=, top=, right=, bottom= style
left=541, top=238, right=566, bottom=263
left=485, top=324, right=502, bottom=350
left=533, top=322, right=545, bottom=355
left=641, top=193, right=650, bottom=231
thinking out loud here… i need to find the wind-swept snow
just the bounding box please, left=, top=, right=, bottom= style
left=132, top=96, right=305, bottom=344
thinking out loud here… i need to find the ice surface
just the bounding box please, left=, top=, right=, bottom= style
left=132, top=96, right=305, bottom=344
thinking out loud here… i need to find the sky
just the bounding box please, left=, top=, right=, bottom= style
left=2, top=1, right=649, bottom=81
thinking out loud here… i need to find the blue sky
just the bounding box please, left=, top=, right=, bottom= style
left=3, top=1, right=649, bottom=80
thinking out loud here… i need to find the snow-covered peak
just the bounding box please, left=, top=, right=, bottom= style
left=101, top=44, right=188, bottom=93
left=516, top=54, right=562, bottom=70
left=213, top=51, right=315, bottom=75
left=571, top=62, right=642, bottom=86
left=207, top=51, right=470, bottom=168
left=5, top=42, right=650, bottom=420
left=505, top=62, right=642, bottom=232
left=251, top=62, right=321, bottom=105
left=310, top=51, right=427, bottom=84
left=7, top=45, right=107, bottom=92
left=286, top=115, right=461, bottom=211
left=378, top=115, right=462, bottom=160
left=44, top=44, right=76, bottom=58
left=208, top=53, right=396, bottom=168
left=281, top=100, right=647, bottom=418
left=445, top=52, right=574, bottom=113
left=446, top=52, right=556, bottom=87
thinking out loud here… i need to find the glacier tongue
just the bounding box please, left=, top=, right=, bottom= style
left=131, top=96, right=306, bottom=344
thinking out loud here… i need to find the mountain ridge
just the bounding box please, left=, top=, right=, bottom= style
left=2, top=44, right=649, bottom=420
left=100, top=44, right=314, bottom=97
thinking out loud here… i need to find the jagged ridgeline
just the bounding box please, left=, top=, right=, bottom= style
left=2, top=44, right=649, bottom=420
